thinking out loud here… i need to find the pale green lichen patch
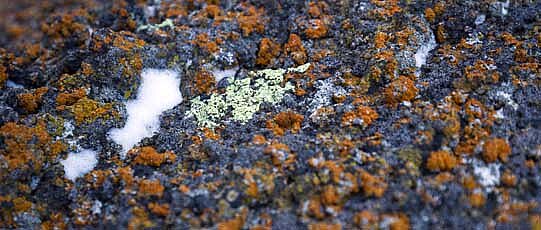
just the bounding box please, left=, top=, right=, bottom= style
left=137, top=19, right=175, bottom=32
left=188, top=63, right=311, bottom=128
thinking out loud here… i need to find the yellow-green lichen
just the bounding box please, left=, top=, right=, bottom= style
left=188, top=63, right=311, bottom=128
left=137, top=19, right=174, bottom=32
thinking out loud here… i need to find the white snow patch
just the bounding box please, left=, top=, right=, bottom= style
left=472, top=159, right=501, bottom=192
left=108, top=69, right=183, bottom=157
left=414, top=27, right=437, bottom=77
left=61, top=149, right=98, bottom=181
left=496, top=91, right=518, bottom=110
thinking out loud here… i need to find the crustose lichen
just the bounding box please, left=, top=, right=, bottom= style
left=188, top=63, right=311, bottom=128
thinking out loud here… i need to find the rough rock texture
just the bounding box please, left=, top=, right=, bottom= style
left=0, top=0, right=540, bottom=229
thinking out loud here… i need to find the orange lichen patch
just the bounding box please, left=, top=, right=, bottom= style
left=501, top=171, right=517, bottom=187
left=307, top=222, right=342, bottom=230
left=81, top=62, right=94, bottom=76
left=464, top=60, right=500, bottom=85
left=305, top=19, right=328, bottom=39
left=245, top=181, right=259, bottom=198
left=252, top=135, right=267, bottom=145
left=426, top=150, right=458, bottom=172
left=263, top=142, right=294, bottom=167
left=0, top=64, right=7, bottom=87
left=382, top=213, right=410, bottom=230
left=482, top=138, right=511, bottom=163
left=374, top=32, right=389, bottom=49
left=0, top=122, right=52, bottom=171
left=266, top=111, right=304, bottom=136
left=341, top=105, right=378, bottom=127
left=118, top=166, right=134, bottom=187
left=119, top=54, right=143, bottom=78
left=424, top=8, right=435, bottom=22
left=237, top=5, right=266, bottom=36
left=256, top=38, right=281, bottom=66
left=321, top=185, right=340, bottom=205
left=495, top=201, right=537, bottom=223
left=360, top=171, right=387, bottom=198
left=112, top=32, right=146, bottom=52
left=217, top=209, right=247, bottom=230
left=41, top=11, right=88, bottom=44
left=384, top=76, right=418, bottom=105
left=68, top=97, right=115, bottom=124
left=193, top=69, right=216, bottom=94
left=531, top=215, right=541, bottom=230
left=12, top=197, right=32, bottom=213
left=370, top=0, right=401, bottom=18
left=284, top=34, right=307, bottom=64
left=353, top=210, right=379, bottom=228
left=129, top=206, right=154, bottom=229
left=56, top=88, right=86, bottom=107
left=40, top=213, right=66, bottom=230
left=138, top=179, right=165, bottom=197
left=469, top=191, right=486, bottom=208
left=148, top=203, right=169, bottom=217
left=462, top=175, right=478, bottom=191
left=203, top=127, right=221, bottom=140
left=133, top=146, right=176, bottom=167
left=194, top=33, right=219, bottom=53
left=17, top=87, right=48, bottom=113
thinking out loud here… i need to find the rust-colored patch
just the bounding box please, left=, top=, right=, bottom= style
left=284, top=34, right=307, bottom=64
left=133, top=146, right=176, bottom=167
left=341, top=105, right=378, bottom=127
left=138, top=179, right=165, bottom=197
left=193, top=69, right=216, bottom=94
left=237, top=5, right=266, bottom=36
left=266, top=111, right=304, bottom=136
left=17, top=87, right=48, bottom=113
left=384, top=76, right=418, bottom=105
left=360, top=171, right=387, bottom=198
left=482, top=138, right=511, bottom=163
left=256, top=38, right=281, bottom=66
left=305, top=19, right=328, bottom=39
left=148, top=203, right=169, bottom=217
left=426, top=150, right=457, bottom=172
left=56, top=88, right=86, bottom=107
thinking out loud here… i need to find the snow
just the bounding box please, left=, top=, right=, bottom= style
left=61, top=149, right=98, bottom=181
left=472, top=159, right=501, bottom=192
left=108, top=69, right=183, bottom=157
left=414, top=28, right=437, bottom=77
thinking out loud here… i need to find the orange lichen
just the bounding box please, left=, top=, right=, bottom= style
left=0, top=64, right=7, bottom=87
left=68, top=97, right=115, bottom=124
left=360, top=171, right=387, bottom=198
left=305, top=19, right=328, bottom=39
left=424, top=8, right=435, bottom=22
left=245, top=181, right=259, bottom=198
left=266, top=111, right=304, bottom=136
left=133, top=146, right=176, bottom=167
left=138, top=179, right=165, bottom=197
left=353, top=210, right=379, bottom=228
left=252, top=135, right=267, bottom=145
left=264, top=142, right=294, bottom=168
left=81, top=62, right=94, bottom=76
left=217, top=209, right=247, bottom=230
left=112, top=32, right=146, bottom=52
left=148, top=203, right=169, bottom=217
left=482, top=138, right=511, bottom=163
left=370, top=0, right=401, bottom=18
left=321, top=185, right=340, bottom=205
left=193, top=69, right=216, bottom=94
left=12, top=197, right=32, bottom=213
left=256, top=38, right=281, bottom=66
left=341, top=105, right=379, bottom=127
left=0, top=122, right=52, bottom=171
left=464, top=60, right=500, bottom=85
left=307, top=222, right=342, bottom=230
left=384, top=76, right=418, bottom=105
left=237, top=5, right=266, bottom=36
left=284, top=34, right=307, bottom=64
left=17, top=87, right=48, bottom=113
left=426, top=150, right=457, bottom=172
left=469, top=191, right=486, bottom=208
left=56, top=88, right=86, bottom=108
left=382, top=213, right=410, bottom=230
left=118, top=166, right=134, bottom=187
left=129, top=206, right=154, bottom=229
left=374, top=32, right=389, bottom=49
left=501, top=170, right=517, bottom=187
left=194, top=33, right=219, bottom=53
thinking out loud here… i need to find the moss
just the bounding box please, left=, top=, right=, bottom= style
left=68, top=97, right=116, bottom=124
left=188, top=63, right=310, bottom=128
